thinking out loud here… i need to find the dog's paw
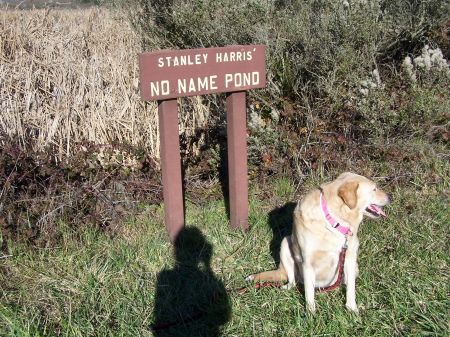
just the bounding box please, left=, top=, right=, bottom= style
left=281, top=283, right=294, bottom=290
left=306, top=302, right=316, bottom=313
left=244, top=275, right=254, bottom=282
left=345, top=302, right=359, bottom=314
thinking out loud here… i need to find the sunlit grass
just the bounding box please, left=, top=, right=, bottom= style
left=1, top=157, right=448, bottom=336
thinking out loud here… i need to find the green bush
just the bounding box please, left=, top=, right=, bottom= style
left=115, top=0, right=449, bottom=180
left=122, top=0, right=449, bottom=104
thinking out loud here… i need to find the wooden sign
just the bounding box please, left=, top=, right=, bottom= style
left=139, top=45, right=266, bottom=242
left=140, top=45, right=266, bottom=100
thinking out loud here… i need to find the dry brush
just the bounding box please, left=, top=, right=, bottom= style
left=0, top=7, right=212, bottom=162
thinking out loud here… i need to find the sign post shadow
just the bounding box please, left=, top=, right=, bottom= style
left=139, top=45, right=266, bottom=242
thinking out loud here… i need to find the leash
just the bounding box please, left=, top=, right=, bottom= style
left=233, top=242, right=348, bottom=295
left=315, top=242, right=347, bottom=292
left=150, top=244, right=347, bottom=331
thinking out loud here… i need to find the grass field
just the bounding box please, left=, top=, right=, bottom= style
left=1, top=158, right=449, bottom=336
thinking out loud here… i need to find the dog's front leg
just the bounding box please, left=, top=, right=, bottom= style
left=302, top=260, right=316, bottom=312
left=344, top=252, right=359, bottom=313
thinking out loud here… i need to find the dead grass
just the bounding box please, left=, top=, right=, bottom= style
left=1, top=7, right=157, bottom=158
left=0, top=7, right=214, bottom=162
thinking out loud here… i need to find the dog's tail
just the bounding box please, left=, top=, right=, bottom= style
left=245, top=263, right=288, bottom=283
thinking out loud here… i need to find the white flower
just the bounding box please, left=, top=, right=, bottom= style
left=403, top=56, right=416, bottom=83
left=429, top=48, right=449, bottom=71
left=423, top=52, right=431, bottom=71
left=404, top=56, right=413, bottom=68
left=248, top=109, right=264, bottom=132
left=372, top=69, right=381, bottom=85
left=359, top=88, right=369, bottom=96
left=414, top=56, right=425, bottom=68
left=270, top=109, right=279, bottom=124
left=404, top=45, right=450, bottom=83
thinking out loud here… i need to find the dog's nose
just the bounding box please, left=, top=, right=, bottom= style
left=387, top=194, right=393, bottom=202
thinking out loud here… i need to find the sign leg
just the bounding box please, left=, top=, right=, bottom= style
left=226, top=92, right=249, bottom=230
left=158, top=99, right=184, bottom=242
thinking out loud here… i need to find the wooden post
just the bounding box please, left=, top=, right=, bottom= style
left=158, top=99, right=184, bottom=242
left=226, top=91, right=249, bottom=230
left=139, top=45, right=266, bottom=237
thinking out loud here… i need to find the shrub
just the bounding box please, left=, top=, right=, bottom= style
left=0, top=140, right=162, bottom=248
left=117, top=0, right=449, bottom=174
left=120, top=0, right=450, bottom=104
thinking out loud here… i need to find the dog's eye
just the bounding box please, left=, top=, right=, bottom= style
left=373, top=187, right=377, bottom=191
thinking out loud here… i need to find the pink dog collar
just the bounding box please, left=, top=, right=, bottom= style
left=319, top=190, right=352, bottom=235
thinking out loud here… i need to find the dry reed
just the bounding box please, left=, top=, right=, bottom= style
left=0, top=7, right=210, bottom=162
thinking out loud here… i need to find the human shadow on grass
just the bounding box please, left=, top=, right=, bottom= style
left=151, top=227, right=230, bottom=337
left=267, top=202, right=297, bottom=265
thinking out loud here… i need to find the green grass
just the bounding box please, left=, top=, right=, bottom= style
left=1, top=158, right=449, bottom=336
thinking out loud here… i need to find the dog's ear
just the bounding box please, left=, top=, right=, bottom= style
left=338, top=181, right=359, bottom=209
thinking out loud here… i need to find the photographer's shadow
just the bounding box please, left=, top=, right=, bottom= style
left=152, top=227, right=230, bottom=336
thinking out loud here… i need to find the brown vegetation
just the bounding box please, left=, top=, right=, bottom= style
left=0, top=8, right=164, bottom=244
left=1, top=8, right=159, bottom=158
left=0, top=6, right=448, bottom=247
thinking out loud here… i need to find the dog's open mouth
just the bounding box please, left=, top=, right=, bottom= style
left=366, top=204, right=387, bottom=217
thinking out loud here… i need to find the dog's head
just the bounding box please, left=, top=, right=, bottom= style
left=335, top=172, right=391, bottom=220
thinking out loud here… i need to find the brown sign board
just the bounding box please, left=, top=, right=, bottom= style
left=139, top=45, right=266, bottom=241
left=139, top=45, right=266, bottom=100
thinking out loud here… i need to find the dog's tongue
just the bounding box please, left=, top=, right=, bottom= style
left=370, top=204, right=387, bottom=217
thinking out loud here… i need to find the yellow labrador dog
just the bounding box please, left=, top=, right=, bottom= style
left=246, top=172, right=391, bottom=313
